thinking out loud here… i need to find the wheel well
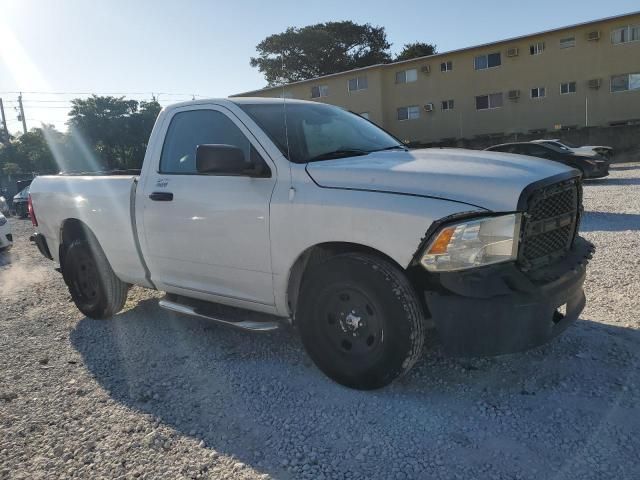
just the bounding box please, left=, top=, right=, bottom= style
left=59, top=219, right=95, bottom=267
left=286, top=242, right=405, bottom=320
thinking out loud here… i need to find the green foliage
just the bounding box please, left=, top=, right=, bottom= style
left=68, top=96, right=162, bottom=171
left=0, top=96, right=161, bottom=175
left=1, top=162, right=21, bottom=176
left=395, top=42, right=437, bottom=62
left=0, top=126, right=59, bottom=175
left=250, top=21, right=392, bottom=86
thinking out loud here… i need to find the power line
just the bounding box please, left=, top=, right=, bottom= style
left=12, top=102, right=196, bottom=110
left=0, top=91, right=148, bottom=95
left=9, top=98, right=196, bottom=105
left=0, top=90, right=208, bottom=97
left=13, top=99, right=75, bottom=103
left=1, top=91, right=208, bottom=133
left=14, top=105, right=74, bottom=109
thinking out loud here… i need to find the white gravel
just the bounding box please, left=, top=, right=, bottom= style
left=1, top=163, right=639, bottom=480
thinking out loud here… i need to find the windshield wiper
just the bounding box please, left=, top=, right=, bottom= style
left=368, top=145, right=408, bottom=153
left=307, top=149, right=370, bottom=162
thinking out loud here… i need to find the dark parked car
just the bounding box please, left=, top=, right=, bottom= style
left=13, top=186, right=30, bottom=218
left=530, top=139, right=614, bottom=160
left=484, top=142, right=609, bottom=179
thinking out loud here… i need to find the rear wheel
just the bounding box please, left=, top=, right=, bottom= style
left=63, top=238, right=128, bottom=319
left=297, top=253, right=425, bottom=390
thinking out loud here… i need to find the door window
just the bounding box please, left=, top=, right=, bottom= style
left=160, top=110, right=251, bottom=174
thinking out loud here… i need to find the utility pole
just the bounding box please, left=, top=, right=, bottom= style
left=17, top=93, right=27, bottom=134
left=0, top=98, right=9, bottom=142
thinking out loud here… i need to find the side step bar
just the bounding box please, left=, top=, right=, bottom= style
left=158, top=298, right=281, bottom=332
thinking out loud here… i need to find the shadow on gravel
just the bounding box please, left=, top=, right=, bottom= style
left=70, top=298, right=640, bottom=479
left=585, top=177, right=640, bottom=186
left=580, top=211, right=640, bottom=232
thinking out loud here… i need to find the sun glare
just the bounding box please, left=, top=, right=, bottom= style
left=0, top=19, right=49, bottom=91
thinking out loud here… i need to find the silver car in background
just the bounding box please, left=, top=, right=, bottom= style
left=0, top=213, right=12, bottom=251
left=0, top=195, right=10, bottom=217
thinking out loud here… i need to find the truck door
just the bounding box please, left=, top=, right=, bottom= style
left=140, top=106, right=277, bottom=306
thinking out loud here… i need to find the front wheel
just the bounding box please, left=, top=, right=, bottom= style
left=63, top=238, right=128, bottom=319
left=297, top=253, right=425, bottom=390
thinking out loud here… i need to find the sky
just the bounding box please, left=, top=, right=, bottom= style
left=1, top=0, right=638, bottom=133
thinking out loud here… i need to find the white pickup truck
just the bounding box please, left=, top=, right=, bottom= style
left=29, top=98, right=594, bottom=389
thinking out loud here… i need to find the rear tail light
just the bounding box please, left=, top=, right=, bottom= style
left=28, top=194, right=38, bottom=227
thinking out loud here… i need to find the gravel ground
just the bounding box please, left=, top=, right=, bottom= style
left=1, top=163, right=639, bottom=480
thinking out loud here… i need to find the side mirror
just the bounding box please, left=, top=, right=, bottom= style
left=196, top=144, right=250, bottom=175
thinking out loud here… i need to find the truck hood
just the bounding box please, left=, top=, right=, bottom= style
left=305, top=148, right=576, bottom=211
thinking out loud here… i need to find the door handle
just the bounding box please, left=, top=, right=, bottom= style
left=149, top=192, right=174, bottom=201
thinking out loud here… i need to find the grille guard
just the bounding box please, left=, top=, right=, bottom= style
left=518, top=175, right=582, bottom=271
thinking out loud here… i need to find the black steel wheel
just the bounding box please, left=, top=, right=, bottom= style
left=297, top=252, right=425, bottom=390
left=63, top=238, right=128, bottom=319
left=321, top=287, right=385, bottom=360
left=71, top=247, right=100, bottom=306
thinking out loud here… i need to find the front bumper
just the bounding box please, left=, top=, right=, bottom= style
left=423, top=236, right=594, bottom=357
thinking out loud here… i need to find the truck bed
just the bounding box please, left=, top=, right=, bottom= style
left=29, top=174, right=149, bottom=286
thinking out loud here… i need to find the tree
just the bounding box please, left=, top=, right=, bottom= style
left=68, top=95, right=139, bottom=170
left=126, top=100, right=162, bottom=168
left=250, top=21, right=392, bottom=85
left=0, top=96, right=161, bottom=175
left=0, top=126, right=61, bottom=175
left=16, top=126, right=61, bottom=173
left=67, top=96, right=161, bottom=171
left=395, top=42, right=437, bottom=62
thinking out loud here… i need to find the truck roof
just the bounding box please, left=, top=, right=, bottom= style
left=164, top=97, right=316, bottom=111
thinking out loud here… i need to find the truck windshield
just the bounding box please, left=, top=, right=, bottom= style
left=238, top=102, right=404, bottom=163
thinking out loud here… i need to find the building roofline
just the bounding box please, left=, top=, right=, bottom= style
left=231, top=10, right=640, bottom=97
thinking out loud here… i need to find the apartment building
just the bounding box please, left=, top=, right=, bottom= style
left=233, top=12, right=640, bottom=144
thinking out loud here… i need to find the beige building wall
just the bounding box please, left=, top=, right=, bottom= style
left=234, top=12, right=640, bottom=144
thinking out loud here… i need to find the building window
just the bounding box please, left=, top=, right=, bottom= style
left=277, top=91, right=293, bottom=99
left=611, top=72, right=640, bottom=92
left=474, top=52, right=501, bottom=70
left=611, top=25, right=640, bottom=44
left=440, top=61, right=453, bottom=72
left=559, top=36, right=576, bottom=49
left=530, top=87, right=546, bottom=99
left=475, top=93, right=503, bottom=110
left=395, top=68, right=418, bottom=84
left=397, top=106, right=420, bottom=121
left=311, top=85, right=329, bottom=98
left=441, top=99, right=454, bottom=111
left=359, top=112, right=370, bottom=119
left=529, top=42, right=545, bottom=55
left=348, top=76, right=368, bottom=92
left=560, top=82, right=577, bottom=94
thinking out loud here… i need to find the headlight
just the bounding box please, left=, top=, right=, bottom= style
left=420, top=214, right=522, bottom=272
left=0, top=215, right=6, bottom=226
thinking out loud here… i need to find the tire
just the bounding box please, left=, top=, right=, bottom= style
left=297, top=253, right=425, bottom=390
left=62, top=238, right=128, bottom=319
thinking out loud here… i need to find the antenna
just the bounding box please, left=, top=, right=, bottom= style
left=281, top=50, right=293, bottom=192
